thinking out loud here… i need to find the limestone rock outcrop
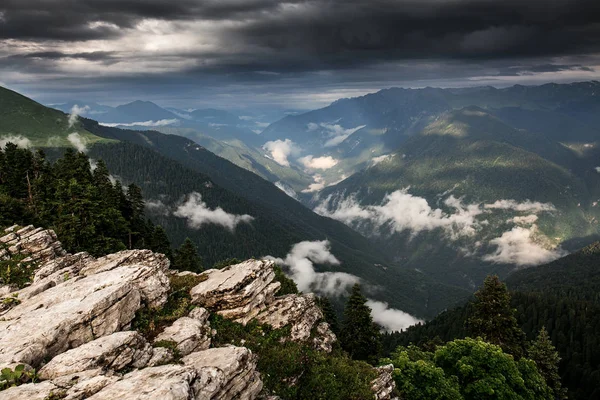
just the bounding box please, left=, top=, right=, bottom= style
left=0, top=225, right=66, bottom=265
left=191, top=260, right=281, bottom=324
left=153, top=308, right=211, bottom=356
left=190, top=260, right=337, bottom=352
left=371, top=364, right=398, bottom=400
left=0, top=251, right=170, bottom=369
left=255, top=294, right=337, bottom=352
left=37, top=331, right=154, bottom=380
left=0, top=226, right=264, bottom=400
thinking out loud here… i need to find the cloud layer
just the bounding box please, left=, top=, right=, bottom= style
left=483, top=226, right=566, bottom=266
left=174, top=192, right=254, bottom=231
left=2, top=0, right=598, bottom=109
left=366, top=300, right=423, bottom=332
left=0, top=135, right=32, bottom=148
left=266, top=239, right=422, bottom=331
left=298, top=155, right=339, bottom=170
left=316, top=189, right=564, bottom=266
left=263, top=139, right=299, bottom=167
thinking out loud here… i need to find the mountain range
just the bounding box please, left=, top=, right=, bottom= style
left=3, top=81, right=600, bottom=318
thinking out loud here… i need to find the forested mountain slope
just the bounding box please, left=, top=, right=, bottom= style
left=312, top=107, right=600, bottom=290
left=387, top=244, right=600, bottom=400
left=0, top=86, right=470, bottom=319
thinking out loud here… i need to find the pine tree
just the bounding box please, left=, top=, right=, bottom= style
left=150, top=226, right=173, bottom=260
left=467, top=275, right=526, bottom=358
left=173, top=238, right=203, bottom=273
left=317, top=296, right=340, bottom=335
left=340, top=283, right=381, bottom=364
left=528, top=327, right=567, bottom=400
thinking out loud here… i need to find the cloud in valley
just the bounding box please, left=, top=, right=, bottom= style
left=484, top=199, right=556, bottom=213
left=99, top=119, right=179, bottom=128
left=320, top=124, right=367, bottom=147
left=0, top=135, right=32, bottom=148
left=483, top=225, right=566, bottom=266
left=262, top=139, right=300, bottom=167
left=366, top=300, right=423, bottom=332
left=316, top=189, right=564, bottom=266
left=298, top=155, right=339, bottom=170
left=265, top=240, right=358, bottom=295
left=266, top=239, right=422, bottom=330
left=67, top=132, right=88, bottom=152
left=316, top=190, right=484, bottom=239
left=174, top=192, right=254, bottom=231
left=274, top=181, right=298, bottom=199
left=68, top=104, right=90, bottom=128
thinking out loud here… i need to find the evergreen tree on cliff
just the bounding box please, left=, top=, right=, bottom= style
left=174, top=238, right=203, bottom=272
left=340, top=283, right=381, bottom=364
left=528, top=327, right=567, bottom=400
left=467, top=275, right=526, bottom=358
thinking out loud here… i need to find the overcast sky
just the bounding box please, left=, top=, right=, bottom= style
left=1, top=0, right=600, bottom=110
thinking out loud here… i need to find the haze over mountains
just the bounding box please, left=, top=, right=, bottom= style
left=40, top=82, right=600, bottom=295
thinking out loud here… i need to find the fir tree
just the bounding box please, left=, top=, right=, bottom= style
left=528, top=327, right=567, bottom=400
left=317, top=296, right=340, bottom=335
left=467, top=275, right=526, bottom=358
left=340, top=283, right=381, bottom=364
left=173, top=238, right=203, bottom=272
left=151, top=226, right=174, bottom=261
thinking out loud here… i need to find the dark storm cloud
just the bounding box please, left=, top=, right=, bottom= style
left=2, top=0, right=600, bottom=65
left=1, top=0, right=599, bottom=109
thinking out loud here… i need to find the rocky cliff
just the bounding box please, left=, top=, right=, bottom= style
left=0, top=225, right=395, bottom=399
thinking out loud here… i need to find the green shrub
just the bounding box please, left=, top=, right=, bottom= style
left=132, top=273, right=207, bottom=339
left=210, top=314, right=376, bottom=399
left=0, top=252, right=36, bottom=289
left=0, top=364, right=37, bottom=391
left=273, top=265, right=299, bottom=295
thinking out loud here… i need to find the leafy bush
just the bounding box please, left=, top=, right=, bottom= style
left=0, top=252, right=36, bottom=289
left=210, top=314, right=376, bottom=399
left=385, top=338, right=554, bottom=400
left=0, top=364, right=37, bottom=391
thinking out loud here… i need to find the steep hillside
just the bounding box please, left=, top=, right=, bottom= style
left=0, top=86, right=111, bottom=147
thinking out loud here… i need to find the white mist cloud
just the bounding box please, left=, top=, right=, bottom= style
left=0, top=135, right=32, bottom=149
left=371, top=154, right=393, bottom=166
left=322, top=123, right=366, bottom=147
left=298, top=155, right=339, bottom=170
left=302, top=174, right=327, bottom=193
left=174, top=192, right=254, bottom=231
left=508, top=214, right=538, bottom=225
left=595, top=167, right=600, bottom=173
left=484, top=199, right=556, bottom=213
left=68, top=104, right=90, bottom=128
left=99, top=119, right=179, bottom=128
left=145, top=199, right=170, bottom=216
left=67, top=132, right=88, bottom=153
left=483, top=225, right=566, bottom=266
left=262, top=139, right=300, bottom=167
left=265, top=240, right=359, bottom=295
left=316, top=190, right=484, bottom=239
left=366, top=300, right=423, bottom=332
left=274, top=181, right=298, bottom=199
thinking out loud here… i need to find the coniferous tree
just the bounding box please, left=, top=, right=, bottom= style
left=173, top=238, right=203, bottom=272
left=150, top=226, right=174, bottom=261
left=340, top=283, right=381, bottom=364
left=467, top=275, right=526, bottom=358
left=317, top=296, right=340, bottom=335
left=528, top=327, right=567, bottom=400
